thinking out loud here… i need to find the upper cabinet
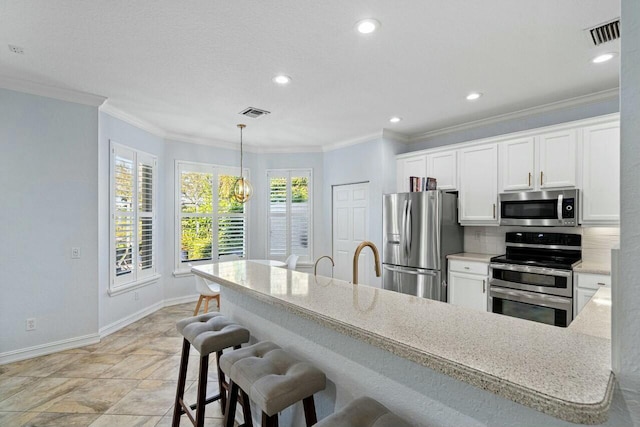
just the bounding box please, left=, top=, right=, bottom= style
left=499, top=130, right=577, bottom=192
left=426, top=150, right=457, bottom=190
left=396, top=154, right=427, bottom=192
left=538, top=129, right=578, bottom=189
left=459, top=144, right=498, bottom=225
left=580, top=122, right=620, bottom=225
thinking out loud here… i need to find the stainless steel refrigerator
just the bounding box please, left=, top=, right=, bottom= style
left=382, top=191, right=463, bottom=302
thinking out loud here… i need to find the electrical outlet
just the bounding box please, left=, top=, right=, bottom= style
left=71, top=247, right=81, bottom=259
left=474, top=230, right=482, bottom=241
left=26, top=318, right=36, bottom=331
left=134, top=291, right=139, bottom=301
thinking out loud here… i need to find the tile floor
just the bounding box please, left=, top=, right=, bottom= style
left=0, top=303, right=231, bottom=427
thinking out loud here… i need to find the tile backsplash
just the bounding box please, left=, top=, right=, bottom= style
left=463, top=226, right=620, bottom=268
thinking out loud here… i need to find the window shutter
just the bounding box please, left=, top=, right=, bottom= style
left=268, top=175, right=288, bottom=258
left=137, top=155, right=155, bottom=277
left=114, top=149, right=135, bottom=282
left=290, top=173, right=310, bottom=259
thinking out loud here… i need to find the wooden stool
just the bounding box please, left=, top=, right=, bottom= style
left=314, top=396, right=413, bottom=427
left=220, top=341, right=327, bottom=427
left=172, top=313, right=250, bottom=427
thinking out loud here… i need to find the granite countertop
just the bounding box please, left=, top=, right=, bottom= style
left=569, top=288, right=612, bottom=340
left=446, top=252, right=499, bottom=263
left=192, top=261, right=613, bottom=425
left=574, top=262, right=612, bottom=275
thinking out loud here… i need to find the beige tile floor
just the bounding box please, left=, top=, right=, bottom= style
left=0, top=303, right=231, bottom=427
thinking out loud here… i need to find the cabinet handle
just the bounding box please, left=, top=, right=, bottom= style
left=528, top=172, right=532, bottom=187
left=597, top=282, right=606, bottom=286
left=482, top=279, right=486, bottom=293
left=493, top=203, right=496, bottom=219
left=540, top=171, right=544, bottom=186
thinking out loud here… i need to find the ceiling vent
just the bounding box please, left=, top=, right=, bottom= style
left=587, top=19, right=620, bottom=46
left=239, top=107, right=271, bottom=119
left=8, top=44, right=24, bottom=54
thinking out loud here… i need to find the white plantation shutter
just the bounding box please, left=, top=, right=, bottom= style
left=267, top=170, right=312, bottom=263
left=110, top=143, right=157, bottom=292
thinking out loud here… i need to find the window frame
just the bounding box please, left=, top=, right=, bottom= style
left=266, top=168, right=313, bottom=264
left=109, top=141, right=160, bottom=296
left=174, top=160, right=250, bottom=276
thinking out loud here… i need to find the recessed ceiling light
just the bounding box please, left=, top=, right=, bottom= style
left=389, top=116, right=402, bottom=123
left=466, top=92, right=482, bottom=101
left=356, top=19, right=381, bottom=34
left=592, top=53, right=616, bottom=64
left=272, top=75, right=291, bottom=85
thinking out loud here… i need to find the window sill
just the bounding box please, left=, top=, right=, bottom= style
left=108, top=274, right=162, bottom=297
left=173, top=269, right=193, bottom=278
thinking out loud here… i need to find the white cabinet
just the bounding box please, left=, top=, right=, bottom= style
left=499, top=130, right=577, bottom=192
left=426, top=150, right=457, bottom=190
left=459, top=144, right=498, bottom=225
left=574, top=272, right=611, bottom=318
left=500, top=137, right=535, bottom=191
left=580, top=122, right=620, bottom=225
left=538, top=129, right=577, bottom=189
left=448, top=260, right=488, bottom=312
left=396, top=155, right=426, bottom=192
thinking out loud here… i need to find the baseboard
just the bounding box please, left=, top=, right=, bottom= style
left=163, top=294, right=199, bottom=307
left=0, top=333, right=100, bottom=365
left=99, top=300, right=164, bottom=338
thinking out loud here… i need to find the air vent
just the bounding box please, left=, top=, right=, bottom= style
left=239, top=107, right=271, bottom=119
left=8, top=44, right=24, bottom=54
left=587, top=19, right=620, bottom=46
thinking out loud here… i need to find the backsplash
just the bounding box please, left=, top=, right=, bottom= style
left=463, top=226, right=620, bottom=268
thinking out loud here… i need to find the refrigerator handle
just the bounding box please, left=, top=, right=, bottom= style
left=401, top=199, right=408, bottom=258
left=406, top=199, right=413, bottom=255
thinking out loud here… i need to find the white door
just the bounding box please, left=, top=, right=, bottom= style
left=427, top=150, right=458, bottom=190
left=500, top=137, right=535, bottom=191
left=458, top=143, right=498, bottom=224
left=332, top=183, right=371, bottom=285
left=538, top=130, right=577, bottom=189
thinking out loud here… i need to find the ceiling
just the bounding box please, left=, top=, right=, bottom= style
left=0, top=1, right=620, bottom=150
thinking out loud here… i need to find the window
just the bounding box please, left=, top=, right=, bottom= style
left=110, top=142, right=158, bottom=294
left=267, top=169, right=312, bottom=263
left=175, top=161, right=248, bottom=273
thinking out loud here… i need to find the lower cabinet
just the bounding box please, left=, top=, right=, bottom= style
left=448, top=260, right=488, bottom=312
left=574, top=272, right=611, bottom=318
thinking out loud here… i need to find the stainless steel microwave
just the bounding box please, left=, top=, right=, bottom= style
left=499, top=189, right=579, bottom=227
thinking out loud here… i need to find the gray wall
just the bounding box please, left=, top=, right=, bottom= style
left=0, top=89, right=99, bottom=356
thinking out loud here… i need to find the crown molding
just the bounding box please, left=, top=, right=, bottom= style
left=409, top=87, right=619, bottom=143
left=100, top=103, right=167, bottom=138
left=322, top=131, right=384, bottom=152
left=0, top=75, right=106, bottom=107
left=382, top=128, right=410, bottom=143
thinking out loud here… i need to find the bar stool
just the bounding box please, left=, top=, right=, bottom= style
left=172, top=312, right=250, bottom=427
left=220, top=341, right=327, bottom=427
left=314, top=396, right=412, bottom=427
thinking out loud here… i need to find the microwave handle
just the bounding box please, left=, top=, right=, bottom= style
left=557, top=194, right=564, bottom=221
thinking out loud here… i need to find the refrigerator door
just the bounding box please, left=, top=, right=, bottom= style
left=406, top=191, right=441, bottom=270
left=382, top=193, right=410, bottom=266
left=382, top=264, right=444, bottom=301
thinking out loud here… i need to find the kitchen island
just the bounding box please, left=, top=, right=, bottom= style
left=192, top=261, right=614, bottom=426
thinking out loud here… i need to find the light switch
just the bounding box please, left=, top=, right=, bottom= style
left=71, top=247, right=81, bottom=259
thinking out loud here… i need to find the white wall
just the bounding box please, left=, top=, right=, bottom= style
left=97, top=112, right=166, bottom=331
left=614, top=0, right=640, bottom=422
left=0, top=89, right=99, bottom=360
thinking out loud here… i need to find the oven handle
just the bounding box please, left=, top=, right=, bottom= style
left=557, top=194, right=564, bottom=221
left=489, top=263, right=572, bottom=277
left=490, top=286, right=572, bottom=310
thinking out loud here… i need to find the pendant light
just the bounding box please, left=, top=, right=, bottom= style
left=231, top=124, right=253, bottom=203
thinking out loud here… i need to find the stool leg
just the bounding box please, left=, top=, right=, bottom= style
left=204, top=297, right=210, bottom=313
left=195, top=355, right=209, bottom=427
left=262, top=412, right=279, bottom=427
left=224, top=380, right=239, bottom=427
left=240, top=389, right=253, bottom=427
left=216, top=350, right=227, bottom=414
left=194, top=295, right=204, bottom=316
left=172, top=338, right=191, bottom=427
left=302, top=396, right=317, bottom=426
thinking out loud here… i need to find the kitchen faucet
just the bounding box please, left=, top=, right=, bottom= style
left=352, top=241, right=381, bottom=285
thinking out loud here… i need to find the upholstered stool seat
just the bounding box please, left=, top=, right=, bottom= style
left=315, top=396, right=412, bottom=427
left=220, top=341, right=327, bottom=427
left=172, top=313, right=250, bottom=427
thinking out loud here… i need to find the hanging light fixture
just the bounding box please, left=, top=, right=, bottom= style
left=231, top=124, right=253, bottom=203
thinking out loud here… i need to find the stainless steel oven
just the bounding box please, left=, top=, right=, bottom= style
left=489, top=286, right=573, bottom=327
left=499, top=189, right=578, bottom=227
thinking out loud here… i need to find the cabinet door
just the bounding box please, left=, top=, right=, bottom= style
left=581, top=122, right=620, bottom=225
left=538, top=130, right=577, bottom=189
left=459, top=144, right=498, bottom=224
left=575, top=287, right=597, bottom=317
left=500, top=137, right=535, bottom=191
left=397, top=155, right=427, bottom=192
left=448, top=271, right=488, bottom=312
left=427, top=150, right=457, bottom=190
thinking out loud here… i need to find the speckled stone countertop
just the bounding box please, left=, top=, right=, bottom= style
left=446, top=252, right=499, bottom=263
left=574, top=262, right=612, bottom=275
left=569, top=288, right=612, bottom=340
left=192, top=261, right=614, bottom=424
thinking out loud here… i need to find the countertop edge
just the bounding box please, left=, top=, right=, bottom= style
left=203, top=269, right=614, bottom=425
